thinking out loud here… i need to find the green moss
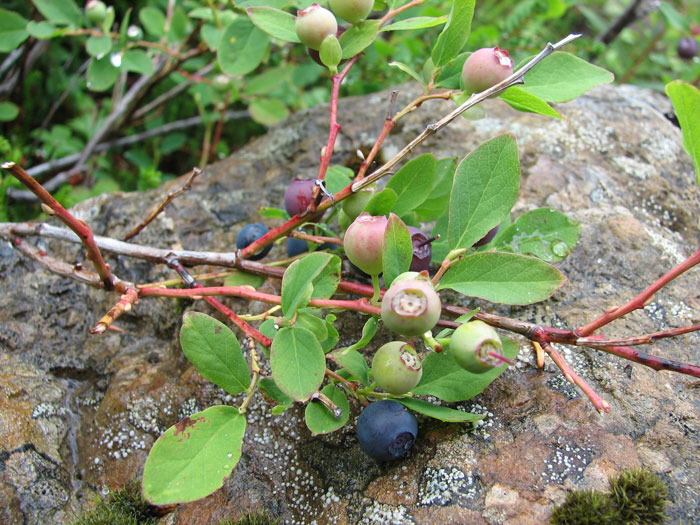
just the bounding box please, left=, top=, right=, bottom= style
left=609, top=468, right=668, bottom=524
left=219, top=512, right=279, bottom=525
left=550, top=468, right=668, bottom=525
left=71, top=482, right=158, bottom=525
left=550, top=490, right=621, bottom=525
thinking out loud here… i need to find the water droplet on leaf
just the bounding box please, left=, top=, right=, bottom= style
left=552, top=241, right=570, bottom=257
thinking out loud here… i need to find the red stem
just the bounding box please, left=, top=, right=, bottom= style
left=575, top=323, right=700, bottom=347
left=576, top=247, right=700, bottom=336
left=488, top=351, right=515, bottom=366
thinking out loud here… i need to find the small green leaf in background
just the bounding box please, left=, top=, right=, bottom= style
left=364, top=187, right=397, bottom=216
left=139, top=6, right=165, bottom=37
left=382, top=213, right=412, bottom=287
left=142, top=406, right=245, bottom=505
left=381, top=16, right=448, bottom=31
left=415, top=156, right=458, bottom=221
left=339, top=20, right=381, bottom=59
left=0, top=102, right=19, bottom=122
left=448, top=134, right=520, bottom=250
left=259, top=377, right=292, bottom=410
left=218, top=18, right=269, bottom=76
left=325, top=165, right=353, bottom=194
left=305, top=385, right=350, bottom=435
left=168, top=7, right=189, bottom=42
left=270, top=326, right=326, bottom=402
left=122, top=50, right=153, bottom=75
left=492, top=207, right=580, bottom=262
left=296, top=310, right=328, bottom=341
left=388, top=61, right=426, bottom=86
left=245, top=66, right=288, bottom=95
left=413, top=337, right=519, bottom=401
left=347, top=316, right=379, bottom=352
left=437, top=251, right=566, bottom=305
left=202, top=23, right=225, bottom=50
left=224, top=270, right=267, bottom=289
left=180, top=312, right=251, bottom=395
left=319, top=313, right=339, bottom=353
left=249, top=98, right=289, bottom=126
left=280, top=252, right=340, bottom=318
left=246, top=6, right=300, bottom=43
left=0, top=9, right=29, bottom=52
left=32, top=0, right=82, bottom=26
left=431, top=0, right=475, bottom=67
left=519, top=52, right=614, bottom=103
left=500, top=86, right=563, bottom=119
left=258, top=206, right=290, bottom=220
left=26, top=20, right=59, bottom=39
left=397, top=397, right=484, bottom=423
left=85, top=35, right=112, bottom=57
left=386, top=153, right=436, bottom=217
left=435, top=52, right=470, bottom=90
left=330, top=348, right=370, bottom=386
left=87, top=55, right=120, bottom=92
left=666, top=80, right=700, bottom=186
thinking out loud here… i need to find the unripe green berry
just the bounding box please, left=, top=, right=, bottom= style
left=296, top=4, right=338, bottom=51
left=461, top=47, right=514, bottom=95
left=329, top=0, right=373, bottom=24
left=86, top=0, right=107, bottom=25
left=343, top=212, right=387, bottom=276
left=381, top=278, right=441, bottom=336
left=450, top=320, right=504, bottom=373
left=341, top=184, right=375, bottom=221
left=372, top=341, right=422, bottom=395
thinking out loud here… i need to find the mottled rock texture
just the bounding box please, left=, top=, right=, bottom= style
left=1, top=83, right=699, bottom=524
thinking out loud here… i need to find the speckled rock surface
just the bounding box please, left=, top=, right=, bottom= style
left=1, top=83, right=699, bottom=524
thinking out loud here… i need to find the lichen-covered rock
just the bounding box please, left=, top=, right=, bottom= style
left=0, top=83, right=699, bottom=524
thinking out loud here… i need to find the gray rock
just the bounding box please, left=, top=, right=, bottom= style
left=0, top=83, right=699, bottom=524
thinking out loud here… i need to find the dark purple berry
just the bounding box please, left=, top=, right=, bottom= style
left=357, top=400, right=418, bottom=461
left=284, top=178, right=316, bottom=217
left=677, top=37, right=699, bottom=59
left=287, top=235, right=309, bottom=257
left=236, top=223, right=272, bottom=260
left=473, top=225, right=499, bottom=247
left=407, top=226, right=432, bottom=272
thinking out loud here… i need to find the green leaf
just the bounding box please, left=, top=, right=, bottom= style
left=346, top=316, right=379, bottom=352
left=435, top=51, right=470, bottom=89
left=223, top=270, right=267, bottom=289
left=519, top=52, right=614, bottom=103
left=249, top=98, right=289, bottom=126
left=26, top=20, right=59, bottom=39
left=388, top=61, right=426, bottom=86
left=0, top=9, right=29, bottom=52
left=325, top=165, right=353, bottom=194
left=304, top=385, right=350, bottom=435
left=330, top=348, right=370, bottom=385
left=397, top=398, right=484, bottom=423
left=85, top=35, right=112, bottom=57
left=492, top=207, right=580, bottom=262
left=180, top=312, right=251, bottom=395
left=296, top=310, right=328, bottom=341
left=415, top=156, right=458, bottom=221
left=385, top=153, right=436, bottom=217
left=0, top=102, right=19, bottom=122
left=500, top=86, right=563, bottom=119
left=245, top=66, right=288, bottom=95
left=122, top=50, right=153, bottom=75
left=246, top=6, right=300, bottom=43
left=381, top=16, right=448, bottom=31
left=413, top=337, right=518, bottom=401
left=382, top=213, right=412, bottom=287
left=168, top=7, right=189, bottom=42
left=87, top=55, right=120, bottom=92
left=666, top=80, right=700, bottom=186
left=437, top=252, right=565, bottom=305
left=201, top=23, right=225, bottom=50
left=320, top=34, right=342, bottom=72
left=259, top=377, right=293, bottom=409
left=364, top=187, right=397, bottom=216
left=339, top=20, right=381, bottom=59
left=448, top=134, right=520, bottom=250
left=658, top=1, right=686, bottom=31
left=218, top=18, right=269, bottom=76
left=258, top=206, right=290, bottom=220
left=32, top=0, right=81, bottom=26
left=319, top=314, right=339, bottom=353
left=142, top=406, right=245, bottom=505
left=270, top=326, right=326, bottom=402
left=431, top=0, right=475, bottom=67
left=281, top=252, right=340, bottom=318
left=139, top=6, right=165, bottom=37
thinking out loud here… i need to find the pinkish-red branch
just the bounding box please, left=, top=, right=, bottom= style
left=575, top=323, right=700, bottom=347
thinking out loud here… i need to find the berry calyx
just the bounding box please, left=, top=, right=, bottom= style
left=284, top=178, right=316, bottom=217
left=356, top=400, right=418, bottom=461
left=329, top=0, right=373, bottom=24
left=372, top=341, right=423, bottom=395
left=449, top=320, right=509, bottom=373
left=677, top=37, right=699, bottom=59
left=381, top=277, right=441, bottom=336
left=462, top=47, right=514, bottom=95
left=236, top=223, right=273, bottom=261
left=473, top=225, right=500, bottom=247
left=86, top=0, right=107, bottom=25
left=343, top=213, right=387, bottom=276
left=407, top=226, right=433, bottom=272
left=295, top=4, right=338, bottom=51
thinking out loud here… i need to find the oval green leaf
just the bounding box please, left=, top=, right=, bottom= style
left=246, top=6, right=300, bottom=43
left=142, top=406, right=245, bottom=505
left=339, top=20, right=380, bottom=59
left=500, top=86, right=563, bottom=119
left=270, top=326, right=325, bottom=402
left=218, top=18, right=269, bottom=76
left=0, top=8, right=29, bottom=52
left=32, top=0, right=82, bottom=26
left=431, top=0, right=475, bottom=67
left=397, top=397, right=484, bottom=423
left=281, top=252, right=340, bottom=318
left=305, top=385, right=350, bottom=435
left=382, top=213, right=412, bottom=287
left=666, top=80, right=700, bottom=186
left=385, top=153, right=436, bottom=217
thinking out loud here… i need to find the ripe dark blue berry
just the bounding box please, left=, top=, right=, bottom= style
left=677, top=37, right=699, bottom=59
left=356, top=400, right=418, bottom=461
left=287, top=235, right=309, bottom=257
left=236, top=223, right=273, bottom=260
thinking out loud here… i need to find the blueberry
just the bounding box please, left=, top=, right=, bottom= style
left=677, top=37, right=699, bottom=59
left=473, top=225, right=500, bottom=247
left=236, top=223, right=273, bottom=260
left=318, top=241, right=339, bottom=251
left=357, top=400, right=418, bottom=461
left=287, top=236, right=309, bottom=257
